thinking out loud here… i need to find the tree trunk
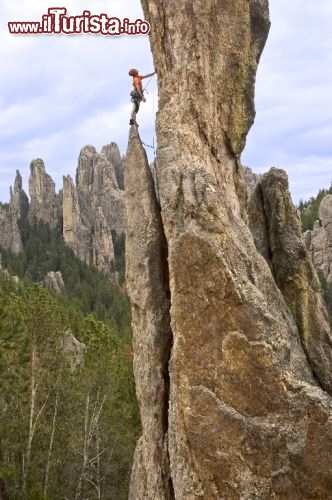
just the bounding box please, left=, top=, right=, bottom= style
left=43, top=391, right=58, bottom=497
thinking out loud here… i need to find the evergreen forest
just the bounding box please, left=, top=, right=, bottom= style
left=0, top=219, right=139, bottom=499
left=1, top=184, right=332, bottom=498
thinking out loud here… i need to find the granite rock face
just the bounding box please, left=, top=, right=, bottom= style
left=62, top=174, right=91, bottom=265
left=304, top=194, right=332, bottom=284
left=10, top=170, right=29, bottom=222
left=0, top=205, right=22, bottom=254
left=88, top=144, right=125, bottom=235
left=0, top=170, right=29, bottom=254
left=62, top=331, right=86, bottom=373
left=0, top=144, right=125, bottom=276
left=248, top=168, right=332, bottom=393
left=29, top=159, right=61, bottom=229
left=92, top=207, right=115, bottom=273
left=125, top=1, right=332, bottom=498
left=109, top=142, right=125, bottom=190
left=42, top=271, right=65, bottom=294
left=243, top=165, right=262, bottom=201
left=62, top=144, right=126, bottom=272
left=126, top=127, right=172, bottom=500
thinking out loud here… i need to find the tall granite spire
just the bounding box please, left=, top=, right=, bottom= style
left=125, top=1, right=332, bottom=498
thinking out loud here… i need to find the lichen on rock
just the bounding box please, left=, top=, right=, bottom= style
left=248, top=168, right=332, bottom=394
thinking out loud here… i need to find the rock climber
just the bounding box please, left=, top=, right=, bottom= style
left=129, top=68, right=156, bottom=126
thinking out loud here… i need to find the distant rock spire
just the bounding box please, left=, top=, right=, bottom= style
left=0, top=169, right=29, bottom=254
left=62, top=143, right=126, bottom=274
left=14, top=169, right=23, bottom=190
left=9, top=169, right=29, bottom=222
left=0, top=143, right=126, bottom=276
left=28, top=159, right=61, bottom=229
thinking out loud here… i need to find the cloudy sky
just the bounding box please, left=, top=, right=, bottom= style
left=1, top=0, right=331, bottom=204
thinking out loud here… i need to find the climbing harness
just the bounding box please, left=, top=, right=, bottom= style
left=130, top=73, right=153, bottom=103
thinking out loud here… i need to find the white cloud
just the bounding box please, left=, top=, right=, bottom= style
left=0, top=0, right=331, bottom=209
left=0, top=0, right=155, bottom=200
left=242, top=0, right=332, bottom=204
left=285, top=157, right=331, bottom=205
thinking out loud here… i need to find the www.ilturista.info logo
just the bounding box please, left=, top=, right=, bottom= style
left=8, top=8, right=150, bottom=35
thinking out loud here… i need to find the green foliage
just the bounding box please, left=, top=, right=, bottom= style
left=298, top=184, right=332, bottom=232
left=0, top=281, right=69, bottom=497
left=111, top=230, right=126, bottom=285
left=0, top=218, right=130, bottom=332
left=0, top=261, right=139, bottom=498
left=53, top=316, right=139, bottom=500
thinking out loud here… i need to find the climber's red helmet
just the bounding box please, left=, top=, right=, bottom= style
left=128, top=68, right=139, bottom=76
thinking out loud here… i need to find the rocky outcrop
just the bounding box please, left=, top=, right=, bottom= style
left=62, top=174, right=91, bottom=264
left=10, top=170, right=29, bottom=222
left=304, top=194, right=332, bottom=283
left=0, top=205, right=22, bottom=254
left=243, top=165, right=262, bottom=201
left=248, top=168, right=332, bottom=392
left=62, top=331, right=86, bottom=372
left=76, top=144, right=125, bottom=235
left=126, top=127, right=172, bottom=499
left=62, top=144, right=126, bottom=272
left=91, top=207, right=115, bottom=273
left=29, top=159, right=61, bottom=228
left=109, top=142, right=125, bottom=190
left=125, top=1, right=332, bottom=498
left=0, top=171, right=28, bottom=254
left=42, top=271, right=65, bottom=293
left=1, top=144, right=125, bottom=276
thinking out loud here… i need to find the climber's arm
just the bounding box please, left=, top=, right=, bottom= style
left=141, top=71, right=156, bottom=79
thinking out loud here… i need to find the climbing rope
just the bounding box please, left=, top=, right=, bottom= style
left=141, top=140, right=154, bottom=149
left=152, top=73, right=156, bottom=156
left=140, top=73, right=157, bottom=156
left=142, top=74, right=154, bottom=93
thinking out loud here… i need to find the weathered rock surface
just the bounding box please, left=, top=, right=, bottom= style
left=248, top=168, right=332, bottom=393
left=1, top=144, right=125, bottom=276
left=126, top=127, right=172, bottom=500
left=62, top=144, right=126, bottom=272
left=125, top=1, right=332, bottom=498
left=29, top=159, right=61, bottom=228
left=42, top=271, right=65, bottom=293
left=92, top=206, right=115, bottom=273
left=10, top=170, right=29, bottom=222
left=304, top=194, right=332, bottom=284
left=62, top=174, right=91, bottom=264
left=76, top=144, right=125, bottom=234
left=0, top=205, right=22, bottom=254
left=109, top=142, right=125, bottom=190
left=0, top=170, right=28, bottom=254
left=243, top=165, right=262, bottom=201
left=62, top=330, right=86, bottom=372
